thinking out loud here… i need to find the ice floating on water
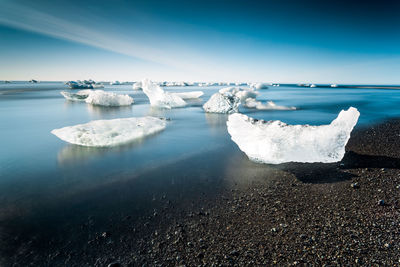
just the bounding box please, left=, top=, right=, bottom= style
left=227, top=107, right=360, bottom=164
left=172, top=91, right=204, bottom=99
left=203, top=92, right=240, bottom=114
left=85, top=90, right=134, bottom=106
left=244, top=98, right=296, bottom=110
left=252, top=83, right=269, bottom=90
left=142, top=79, right=186, bottom=108
left=60, top=90, right=92, bottom=101
left=61, top=90, right=133, bottom=106
left=219, top=87, right=258, bottom=102
left=132, top=82, right=142, bottom=90
left=51, top=116, right=166, bottom=147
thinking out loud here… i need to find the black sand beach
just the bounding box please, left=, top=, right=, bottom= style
left=2, top=120, right=400, bottom=266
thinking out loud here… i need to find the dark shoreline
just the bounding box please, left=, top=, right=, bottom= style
left=2, top=119, right=400, bottom=266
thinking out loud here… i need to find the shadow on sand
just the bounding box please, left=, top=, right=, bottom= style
left=271, top=151, right=400, bottom=184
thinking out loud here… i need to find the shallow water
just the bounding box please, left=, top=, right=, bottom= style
left=1, top=81, right=400, bottom=255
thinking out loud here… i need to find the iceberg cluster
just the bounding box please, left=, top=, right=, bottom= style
left=142, top=79, right=186, bottom=108
left=61, top=90, right=134, bottom=106
left=203, top=92, right=240, bottom=114
left=51, top=116, right=166, bottom=147
left=66, top=80, right=104, bottom=89
left=227, top=107, right=360, bottom=164
left=244, top=98, right=296, bottom=110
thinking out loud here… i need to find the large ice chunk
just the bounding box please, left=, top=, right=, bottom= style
left=84, top=90, right=134, bottom=106
left=142, top=79, right=186, bottom=108
left=219, top=87, right=258, bottom=102
left=244, top=98, right=296, bottom=110
left=227, top=107, right=360, bottom=164
left=172, top=91, right=204, bottom=99
left=51, top=116, right=166, bottom=147
left=203, top=92, right=240, bottom=114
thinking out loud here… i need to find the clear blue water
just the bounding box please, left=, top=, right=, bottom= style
left=1, top=82, right=400, bottom=232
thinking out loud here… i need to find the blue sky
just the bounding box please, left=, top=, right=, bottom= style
left=0, top=0, right=399, bottom=83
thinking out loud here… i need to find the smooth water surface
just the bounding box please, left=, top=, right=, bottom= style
left=1, top=81, right=400, bottom=238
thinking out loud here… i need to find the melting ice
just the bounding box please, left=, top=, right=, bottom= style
left=227, top=107, right=360, bottom=164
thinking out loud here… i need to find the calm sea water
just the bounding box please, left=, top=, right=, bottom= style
left=1, top=81, right=400, bottom=255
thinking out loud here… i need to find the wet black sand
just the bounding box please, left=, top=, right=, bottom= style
left=2, top=120, right=400, bottom=266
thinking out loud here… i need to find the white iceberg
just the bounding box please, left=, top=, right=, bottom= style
left=219, top=87, right=258, bottom=102
left=84, top=90, right=134, bottom=106
left=203, top=92, right=240, bottom=114
left=244, top=98, right=296, bottom=110
left=61, top=90, right=134, bottom=106
left=51, top=116, right=166, bottom=147
left=172, top=91, right=204, bottom=99
left=142, top=79, right=186, bottom=108
left=132, top=81, right=142, bottom=90
left=227, top=107, right=360, bottom=164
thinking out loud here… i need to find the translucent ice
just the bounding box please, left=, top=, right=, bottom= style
left=203, top=92, right=240, bottom=114
left=84, top=90, right=134, bottom=106
left=142, top=79, right=186, bottom=108
left=244, top=98, right=296, bottom=110
left=60, top=90, right=92, bottom=101
left=51, top=116, right=166, bottom=147
left=227, top=107, right=360, bottom=164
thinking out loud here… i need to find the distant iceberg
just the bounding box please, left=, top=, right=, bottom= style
left=132, top=81, right=142, bottom=90
left=244, top=98, right=296, bottom=110
left=51, top=116, right=166, bottom=147
left=203, top=92, right=240, bottom=114
left=142, top=79, right=186, bottom=108
left=251, top=83, right=269, bottom=90
left=172, top=91, right=204, bottom=99
left=61, top=90, right=134, bottom=106
left=227, top=107, right=360, bottom=164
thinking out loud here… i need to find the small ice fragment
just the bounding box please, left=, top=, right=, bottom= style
left=51, top=116, right=166, bottom=147
left=203, top=92, right=240, bottom=114
left=227, top=107, right=360, bottom=164
left=142, top=79, right=186, bottom=108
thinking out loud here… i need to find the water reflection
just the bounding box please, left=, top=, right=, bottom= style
left=204, top=113, right=229, bottom=134
left=57, top=131, right=164, bottom=166
left=87, top=104, right=133, bottom=116
left=222, top=149, right=278, bottom=188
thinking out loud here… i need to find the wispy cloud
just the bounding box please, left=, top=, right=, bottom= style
left=0, top=1, right=209, bottom=75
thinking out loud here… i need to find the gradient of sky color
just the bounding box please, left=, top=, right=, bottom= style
left=0, top=0, right=399, bottom=83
